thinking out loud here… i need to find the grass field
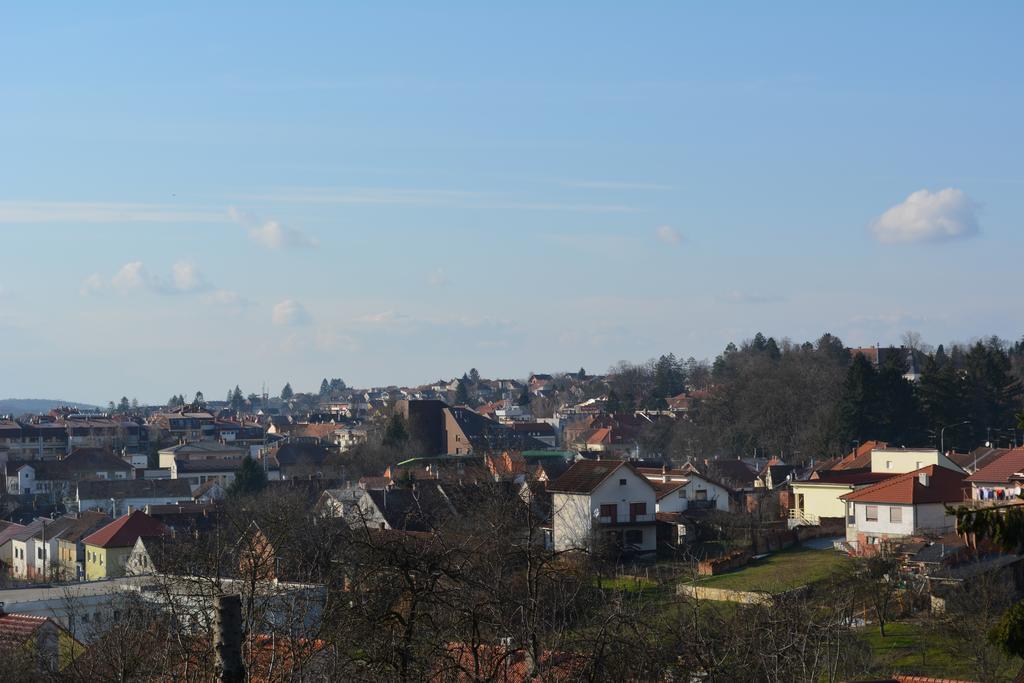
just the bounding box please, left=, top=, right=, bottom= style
left=860, top=620, right=1021, bottom=680
left=695, top=546, right=848, bottom=594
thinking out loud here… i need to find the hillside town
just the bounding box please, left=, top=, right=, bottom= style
left=2, top=339, right=1024, bottom=680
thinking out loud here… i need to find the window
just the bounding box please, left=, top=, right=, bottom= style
left=629, top=502, right=647, bottom=520
left=619, top=478, right=627, bottom=486
left=915, top=462, right=922, bottom=469
left=885, top=461, right=893, bottom=470
left=625, top=529, right=643, bottom=545
left=677, top=488, right=687, bottom=499
left=865, top=505, right=878, bottom=521
left=889, top=507, right=902, bottom=523
left=695, top=489, right=708, bottom=501
left=599, top=503, right=617, bottom=521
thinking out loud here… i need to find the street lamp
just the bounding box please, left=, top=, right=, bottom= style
left=940, top=421, right=969, bottom=456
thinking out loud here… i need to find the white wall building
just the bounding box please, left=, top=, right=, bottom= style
left=548, top=460, right=657, bottom=554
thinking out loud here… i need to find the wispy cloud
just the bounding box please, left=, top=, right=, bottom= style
left=272, top=299, right=312, bottom=326
left=869, top=188, right=980, bottom=244
left=0, top=201, right=224, bottom=224
left=228, top=207, right=319, bottom=250
left=720, top=291, right=785, bottom=304
left=234, top=187, right=638, bottom=214
left=655, top=225, right=682, bottom=245
left=201, top=289, right=249, bottom=307
left=559, top=179, right=672, bottom=191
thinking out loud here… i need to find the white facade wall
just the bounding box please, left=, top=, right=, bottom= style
left=551, top=466, right=657, bottom=553
left=649, top=475, right=730, bottom=514
left=78, top=495, right=189, bottom=515
left=914, top=502, right=957, bottom=534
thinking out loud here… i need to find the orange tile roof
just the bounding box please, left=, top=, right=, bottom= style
left=839, top=465, right=968, bottom=505
left=965, top=446, right=1024, bottom=484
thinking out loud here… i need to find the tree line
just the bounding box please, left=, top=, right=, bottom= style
left=611, top=332, right=1024, bottom=462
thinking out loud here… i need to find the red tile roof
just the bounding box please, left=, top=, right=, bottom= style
left=82, top=510, right=168, bottom=549
left=839, top=466, right=968, bottom=505
left=0, top=612, right=49, bottom=650
left=965, top=446, right=1024, bottom=484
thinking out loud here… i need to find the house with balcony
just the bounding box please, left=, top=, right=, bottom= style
left=547, top=460, right=657, bottom=555
left=839, top=465, right=968, bottom=553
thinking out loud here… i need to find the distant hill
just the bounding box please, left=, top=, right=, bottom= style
left=0, top=398, right=101, bottom=417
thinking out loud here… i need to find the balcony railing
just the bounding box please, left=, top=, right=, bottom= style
left=597, top=513, right=655, bottom=525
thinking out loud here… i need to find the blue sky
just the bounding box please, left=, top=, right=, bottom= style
left=1, top=3, right=1022, bottom=404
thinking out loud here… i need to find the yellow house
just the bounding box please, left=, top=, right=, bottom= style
left=791, top=445, right=965, bottom=525
left=81, top=510, right=167, bottom=581
left=790, top=473, right=892, bottom=524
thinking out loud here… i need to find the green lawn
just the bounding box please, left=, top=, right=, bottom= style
left=694, top=546, right=848, bottom=594
left=860, top=620, right=1020, bottom=680
left=593, top=575, right=658, bottom=593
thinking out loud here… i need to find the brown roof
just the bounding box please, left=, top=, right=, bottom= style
left=806, top=471, right=895, bottom=486
left=652, top=480, right=687, bottom=500
left=965, top=447, right=1024, bottom=484
left=82, top=510, right=168, bottom=549
left=830, top=440, right=888, bottom=471
left=548, top=460, right=654, bottom=494
left=840, top=466, right=968, bottom=505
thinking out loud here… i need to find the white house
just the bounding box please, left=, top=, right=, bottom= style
left=840, top=465, right=968, bottom=552
left=640, top=469, right=731, bottom=514
left=547, top=460, right=657, bottom=555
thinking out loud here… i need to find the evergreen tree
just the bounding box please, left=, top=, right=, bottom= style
left=577, top=367, right=587, bottom=381
left=281, top=383, right=294, bottom=401
left=230, top=386, right=245, bottom=412
left=838, top=354, right=878, bottom=442
left=383, top=414, right=409, bottom=449
left=130, top=398, right=138, bottom=410
left=455, top=377, right=471, bottom=405
left=118, top=396, right=130, bottom=413
left=228, top=456, right=267, bottom=497
left=469, top=368, right=481, bottom=384
left=516, top=384, right=531, bottom=407
left=606, top=388, right=622, bottom=415
left=193, top=391, right=205, bottom=406
left=319, top=378, right=330, bottom=396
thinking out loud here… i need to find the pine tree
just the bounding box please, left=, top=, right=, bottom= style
left=838, top=354, right=878, bottom=442
left=383, top=414, right=409, bottom=449
left=319, top=378, right=330, bottom=396
left=229, top=456, right=267, bottom=497
left=281, top=383, right=294, bottom=401
left=455, top=378, right=471, bottom=405
left=469, top=368, right=481, bottom=384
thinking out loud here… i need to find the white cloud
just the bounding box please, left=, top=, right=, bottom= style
left=79, top=274, right=104, bottom=296
left=0, top=201, right=224, bottom=223
left=171, top=261, right=205, bottom=292
left=427, top=269, right=450, bottom=287
left=655, top=225, right=682, bottom=245
left=110, top=261, right=149, bottom=291
left=870, top=188, right=980, bottom=244
left=228, top=207, right=319, bottom=250
left=272, top=299, right=311, bottom=326
left=82, top=261, right=224, bottom=299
